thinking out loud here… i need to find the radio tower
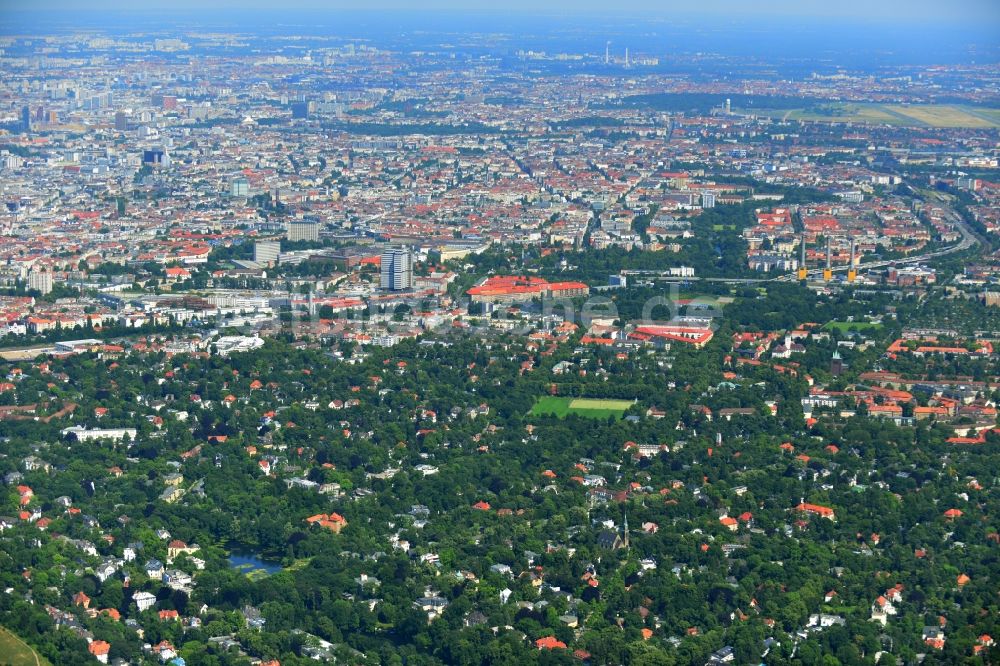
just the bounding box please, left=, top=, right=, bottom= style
left=605, top=41, right=611, bottom=65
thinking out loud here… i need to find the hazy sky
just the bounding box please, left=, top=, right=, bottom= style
left=3, top=0, right=1000, bottom=25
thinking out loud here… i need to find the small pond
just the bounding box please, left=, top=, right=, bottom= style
left=228, top=549, right=283, bottom=575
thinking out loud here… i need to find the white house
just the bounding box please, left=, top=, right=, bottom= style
left=134, top=591, right=157, bottom=612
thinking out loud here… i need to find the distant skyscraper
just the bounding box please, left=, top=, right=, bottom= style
left=230, top=177, right=250, bottom=197
left=21, top=105, right=32, bottom=132
left=114, top=111, right=128, bottom=131
left=142, top=149, right=168, bottom=167
left=725, top=98, right=732, bottom=114
left=380, top=247, right=413, bottom=291
left=291, top=102, right=310, bottom=119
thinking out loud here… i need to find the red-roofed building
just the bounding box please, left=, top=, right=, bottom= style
left=307, top=512, right=348, bottom=533
left=628, top=325, right=714, bottom=349
left=535, top=636, right=567, bottom=650
left=467, top=275, right=588, bottom=304
left=795, top=502, right=836, bottom=520
left=89, top=640, right=111, bottom=664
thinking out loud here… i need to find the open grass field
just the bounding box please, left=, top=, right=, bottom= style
left=822, top=320, right=883, bottom=332
left=530, top=396, right=633, bottom=419
left=0, top=626, right=50, bottom=666
left=970, top=108, right=1000, bottom=125
left=885, top=105, right=996, bottom=128
left=790, top=103, right=902, bottom=125
left=746, top=103, right=1000, bottom=128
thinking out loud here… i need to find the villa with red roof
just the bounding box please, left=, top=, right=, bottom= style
left=89, top=640, right=111, bottom=664
left=306, top=512, right=348, bottom=533
left=794, top=502, right=836, bottom=520
left=535, top=636, right=567, bottom=650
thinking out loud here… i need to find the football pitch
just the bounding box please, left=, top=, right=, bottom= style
left=822, top=320, right=883, bottom=332
left=530, top=396, right=634, bottom=419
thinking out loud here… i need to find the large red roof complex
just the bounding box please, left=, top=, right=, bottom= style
left=628, top=325, right=714, bottom=348
left=467, top=276, right=588, bottom=303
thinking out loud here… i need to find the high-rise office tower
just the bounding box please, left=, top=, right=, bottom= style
left=230, top=177, right=250, bottom=197
left=380, top=247, right=413, bottom=291
left=21, top=105, right=32, bottom=132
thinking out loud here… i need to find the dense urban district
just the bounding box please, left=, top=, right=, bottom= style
left=1, top=20, right=1000, bottom=666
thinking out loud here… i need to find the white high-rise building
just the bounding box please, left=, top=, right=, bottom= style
left=28, top=269, right=53, bottom=295
left=380, top=247, right=413, bottom=291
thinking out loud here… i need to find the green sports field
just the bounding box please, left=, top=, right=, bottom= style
left=529, top=396, right=633, bottom=419
left=822, top=320, right=883, bottom=332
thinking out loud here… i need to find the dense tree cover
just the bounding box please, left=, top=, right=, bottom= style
left=0, top=286, right=998, bottom=665
left=706, top=176, right=837, bottom=205
left=724, top=283, right=898, bottom=332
